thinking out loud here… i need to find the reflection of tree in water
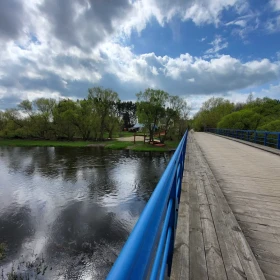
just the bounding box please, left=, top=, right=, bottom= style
left=0, top=205, right=33, bottom=262
left=132, top=151, right=172, bottom=201
left=45, top=200, right=129, bottom=279
left=0, top=147, right=171, bottom=278
left=0, top=146, right=115, bottom=183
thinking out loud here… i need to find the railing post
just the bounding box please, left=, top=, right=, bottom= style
left=264, top=133, right=267, bottom=146
left=254, top=131, right=257, bottom=143
left=247, top=131, right=249, bottom=141
left=278, top=133, right=280, bottom=149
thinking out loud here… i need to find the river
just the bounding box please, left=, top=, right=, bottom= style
left=0, top=146, right=171, bottom=279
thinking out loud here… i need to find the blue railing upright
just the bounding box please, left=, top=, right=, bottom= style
left=205, top=128, right=280, bottom=150
left=107, top=131, right=188, bottom=280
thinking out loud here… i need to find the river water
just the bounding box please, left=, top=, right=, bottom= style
left=0, top=146, right=171, bottom=279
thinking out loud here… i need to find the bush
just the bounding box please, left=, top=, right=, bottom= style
left=218, top=109, right=262, bottom=130
left=258, top=120, right=280, bottom=132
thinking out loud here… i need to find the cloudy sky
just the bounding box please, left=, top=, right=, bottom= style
left=0, top=0, right=280, bottom=114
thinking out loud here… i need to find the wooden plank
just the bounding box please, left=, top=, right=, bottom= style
left=235, top=214, right=280, bottom=228
left=222, top=187, right=280, bottom=198
left=222, top=186, right=280, bottom=197
left=189, top=169, right=208, bottom=279
left=222, top=190, right=280, bottom=204
left=251, top=247, right=280, bottom=265
left=232, top=208, right=280, bottom=221
left=171, top=181, right=190, bottom=280
left=228, top=202, right=280, bottom=215
left=257, top=260, right=280, bottom=278
left=242, top=228, right=280, bottom=243
left=196, top=176, right=227, bottom=280
left=246, top=237, right=280, bottom=258
left=264, top=274, right=280, bottom=280
left=228, top=198, right=280, bottom=211
left=193, top=144, right=247, bottom=280
left=193, top=140, right=265, bottom=280
left=238, top=221, right=280, bottom=235
left=230, top=204, right=280, bottom=219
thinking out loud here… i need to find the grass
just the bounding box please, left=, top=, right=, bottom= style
left=129, top=143, right=168, bottom=152
left=0, top=138, right=179, bottom=152
left=0, top=139, right=103, bottom=147
left=165, top=140, right=180, bottom=148
left=105, top=141, right=132, bottom=150
left=117, top=131, right=135, bottom=137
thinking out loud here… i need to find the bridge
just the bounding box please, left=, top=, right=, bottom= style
left=107, top=130, right=280, bottom=280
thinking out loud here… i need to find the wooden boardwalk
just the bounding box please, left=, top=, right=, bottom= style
left=171, top=132, right=266, bottom=280
left=194, top=132, right=280, bottom=280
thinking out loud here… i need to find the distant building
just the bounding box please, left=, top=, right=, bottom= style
left=128, top=123, right=144, bottom=132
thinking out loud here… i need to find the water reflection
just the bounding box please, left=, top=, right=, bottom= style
left=0, top=147, right=170, bottom=279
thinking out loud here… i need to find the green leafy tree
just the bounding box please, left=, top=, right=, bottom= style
left=71, top=99, right=95, bottom=141
left=258, top=120, right=280, bottom=132
left=160, top=96, right=190, bottom=142
left=193, top=97, right=234, bottom=131
left=88, top=87, right=120, bottom=140
left=218, top=109, right=262, bottom=130
left=53, top=100, right=77, bottom=140
left=136, top=88, right=168, bottom=142
left=117, top=101, right=137, bottom=128
left=33, top=98, right=57, bottom=139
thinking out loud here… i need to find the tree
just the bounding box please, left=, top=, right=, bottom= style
left=193, top=97, right=234, bottom=131
left=136, top=88, right=168, bottom=142
left=218, top=109, right=262, bottom=130
left=53, top=100, right=77, bottom=140
left=33, top=98, right=57, bottom=139
left=117, top=101, right=137, bottom=128
left=246, top=92, right=254, bottom=104
left=71, top=99, right=95, bottom=141
left=160, top=96, right=190, bottom=142
left=88, top=87, right=120, bottom=140
left=258, top=120, right=280, bottom=132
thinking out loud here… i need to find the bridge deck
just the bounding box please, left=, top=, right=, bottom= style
left=171, top=133, right=266, bottom=280
left=194, top=132, right=280, bottom=280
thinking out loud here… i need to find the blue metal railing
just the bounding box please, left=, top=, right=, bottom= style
left=205, top=128, right=280, bottom=150
left=107, top=131, right=188, bottom=280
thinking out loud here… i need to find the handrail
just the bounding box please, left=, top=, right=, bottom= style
left=107, top=130, right=188, bottom=280
left=205, top=128, right=280, bottom=150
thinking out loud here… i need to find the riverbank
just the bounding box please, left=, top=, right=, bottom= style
left=0, top=139, right=179, bottom=152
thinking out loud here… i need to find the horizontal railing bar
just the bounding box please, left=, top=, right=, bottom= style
left=206, top=128, right=280, bottom=150
left=150, top=199, right=174, bottom=279
left=159, top=227, right=172, bottom=280
left=107, top=131, right=188, bottom=279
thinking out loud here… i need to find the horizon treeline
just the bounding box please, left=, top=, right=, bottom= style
left=0, top=87, right=190, bottom=142
left=192, top=94, right=280, bottom=132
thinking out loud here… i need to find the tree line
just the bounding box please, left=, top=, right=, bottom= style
left=192, top=94, right=280, bottom=132
left=0, top=87, right=190, bottom=142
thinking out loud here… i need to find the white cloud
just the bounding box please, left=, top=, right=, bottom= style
left=205, top=36, right=228, bottom=54
left=0, top=0, right=279, bottom=112
left=1, top=35, right=279, bottom=105
left=118, top=0, right=248, bottom=38
left=271, top=0, right=280, bottom=11
left=226, top=19, right=247, bottom=27
left=188, top=82, right=280, bottom=116
left=265, top=15, right=280, bottom=33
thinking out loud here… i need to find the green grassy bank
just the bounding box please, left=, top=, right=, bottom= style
left=0, top=139, right=179, bottom=152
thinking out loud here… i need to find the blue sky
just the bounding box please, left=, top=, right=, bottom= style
left=0, top=0, right=279, bottom=114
